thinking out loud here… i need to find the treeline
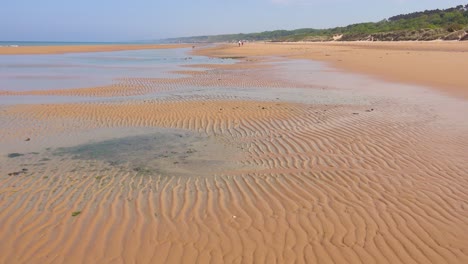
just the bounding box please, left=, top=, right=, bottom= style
left=163, top=4, right=468, bottom=43
left=388, top=4, right=467, bottom=21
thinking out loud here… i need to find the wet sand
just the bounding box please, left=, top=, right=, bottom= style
left=0, top=47, right=468, bottom=263
left=0, top=44, right=190, bottom=55
left=195, top=41, right=468, bottom=99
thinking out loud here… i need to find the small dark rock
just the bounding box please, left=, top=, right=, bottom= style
left=186, top=149, right=196, bottom=154
left=25, top=138, right=31, bottom=141
left=8, top=170, right=26, bottom=176
left=7, top=153, right=24, bottom=158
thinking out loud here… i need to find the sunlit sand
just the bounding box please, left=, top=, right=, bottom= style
left=0, top=44, right=467, bottom=263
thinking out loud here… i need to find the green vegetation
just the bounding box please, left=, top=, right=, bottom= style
left=72, top=211, right=82, bottom=217
left=165, top=5, right=468, bottom=42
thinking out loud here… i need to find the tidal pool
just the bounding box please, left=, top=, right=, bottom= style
left=51, top=128, right=245, bottom=177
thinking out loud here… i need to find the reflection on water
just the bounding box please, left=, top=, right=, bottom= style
left=0, top=48, right=232, bottom=92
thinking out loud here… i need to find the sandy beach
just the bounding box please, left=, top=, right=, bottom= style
left=0, top=44, right=190, bottom=55
left=1, top=43, right=467, bottom=263
left=196, top=41, right=468, bottom=99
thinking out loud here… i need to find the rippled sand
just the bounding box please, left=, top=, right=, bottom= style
left=0, top=53, right=467, bottom=263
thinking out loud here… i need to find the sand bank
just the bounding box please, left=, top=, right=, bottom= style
left=0, top=44, right=191, bottom=55
left=195, top=41, right=468, bottom=99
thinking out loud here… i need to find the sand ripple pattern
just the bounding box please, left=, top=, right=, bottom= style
left=1, top=95, right=467, bottom=264
left=1, top=60, right=468, bottom=263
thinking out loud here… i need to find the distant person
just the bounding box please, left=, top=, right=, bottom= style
left=241, top=41, right=244, bottom=46
left=238, top=41, right=241, bottom=47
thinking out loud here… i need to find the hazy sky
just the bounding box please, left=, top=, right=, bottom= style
left=1, top=0, right=465, bottom=41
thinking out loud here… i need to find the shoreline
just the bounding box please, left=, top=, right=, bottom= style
left=194, top=41, right=468, bottom=99
left=0, top=44, right=191, bottom=55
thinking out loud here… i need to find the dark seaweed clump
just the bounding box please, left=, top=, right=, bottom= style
left=7, top=153, right=24, bottom=158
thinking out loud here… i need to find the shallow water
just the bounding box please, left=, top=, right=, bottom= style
left=1, top=127, right=248, bottom=181
left=0, top=48, right=233, bottom=92
left=52, top=128, right=244, bottom=177
left=1, top=50, right=445, bottom=107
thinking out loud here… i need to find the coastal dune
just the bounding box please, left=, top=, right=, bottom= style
left=0, top=44, right=468, bottom=263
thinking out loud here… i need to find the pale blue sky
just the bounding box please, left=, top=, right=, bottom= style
left=1, top=0, right=465, bottom=41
